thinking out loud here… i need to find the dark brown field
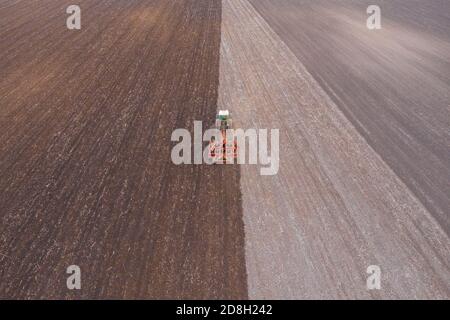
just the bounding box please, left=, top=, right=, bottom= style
left=0, top=0, right=247, bottom=299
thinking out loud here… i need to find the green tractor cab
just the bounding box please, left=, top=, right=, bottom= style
left=215, top=110, right=232, bottom=130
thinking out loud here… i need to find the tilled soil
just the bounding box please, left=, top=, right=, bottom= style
left=2, top=0, right=449, bottom=300
left=0, top=0, right=247, bottom=299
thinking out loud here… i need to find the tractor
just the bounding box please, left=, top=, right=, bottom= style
left=209, top=110, right=238, bottom=164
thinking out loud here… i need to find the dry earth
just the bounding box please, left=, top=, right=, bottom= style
left=250, top=0, right=450, bottom=235
left=219, top=0, right=450, bottom=299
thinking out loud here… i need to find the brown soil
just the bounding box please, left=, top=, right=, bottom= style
left=0, top=0, right=247, bottom=299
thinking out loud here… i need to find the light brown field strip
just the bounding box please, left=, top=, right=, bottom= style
left=219, top=0, right=449, bottom=299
